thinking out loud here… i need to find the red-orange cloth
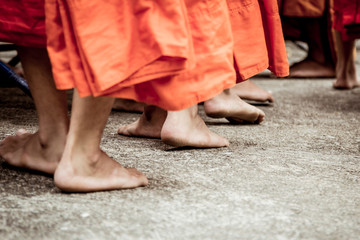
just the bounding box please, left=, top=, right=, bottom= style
left=45, top=0, right=288, bottom=111
left=0, top=0, right=46, bottom=47
left=279, top=0, right=326, bottom=17
left=278, top=0, right=336, bottom=66
left=333, top=0, right=360, bottom=40
left=45, top=0, right=235, bottom=110
left=228, top=0, right=289, bottom=81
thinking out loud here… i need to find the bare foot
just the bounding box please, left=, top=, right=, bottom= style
left=333, top=33, right=359, bottom=90
left=289, top=59, right=335, bottom=78
left=118, top=105, right=228, bottom=148
left=0, top=129, right=65, bottom=174
left=113, top=99, right=145, bottom=113
left=117, top=105, right=167, bottom=138
left=231, top=80, right=274, bottom=103
left=161, top=105, right=229, bottom=148
left=333, top=74, right=360, bottom=90
left=204, top=89, right=265, bottom=124
left=54, top=150, right=148, bottom=192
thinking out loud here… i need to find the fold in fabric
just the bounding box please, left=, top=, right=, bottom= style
left=279, top=0, right=326, bottom=18
left=46, top=0, right=236, bottom=110
left=104, top=0, right=237, bottom=110
left=46, top=0, right=194, bottom=96
left=227, top=0, right=289, bottom=81
left=0, top=0, right=46, bottom=47
left=278, top=0, right=336, bottom=66
left=333, top=0, right=360, bottom=40
left=259, top=0, right=289, bottom=77
left=45, top=0, right=288, bottom=111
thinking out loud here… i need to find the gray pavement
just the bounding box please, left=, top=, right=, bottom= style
left=0, top=43, right=360, bottom=239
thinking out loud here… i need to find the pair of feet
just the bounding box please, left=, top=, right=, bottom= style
left=289, top=59, right=359, bottom=90
left=117, top=82, right=272, bottom=148
left=1, top=94, right=258, bottom=191
left=0, top=81, right=272, bottom=191
left=0, top=129, right=148, bottom=192
left=113, top=80, right=274, bottom=113
left=333, top=74, right=360, bottom=90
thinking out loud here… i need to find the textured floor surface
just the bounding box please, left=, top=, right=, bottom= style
left=0, top=43, right=359, bottom=240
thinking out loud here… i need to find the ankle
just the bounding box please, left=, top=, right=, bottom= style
left=143, top=105, right=167, bottom=122
left=346, top=62, right=356, bottom=76
left=188, top=105, right=199, bottom=118
left=38, top=125, right=68, bottom=147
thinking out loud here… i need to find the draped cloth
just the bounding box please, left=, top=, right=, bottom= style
left=333, top=0, right=360, bottom=41
left=45, top=0, right=288, bottom=111
left=0, top=0, right=288, bottom=111
left=228, top=0, right=289, bottom=80
left=45, top=0, right=236, bottom=110
left=278, top=0, right=336, bottom=66
left=279, top=0, right=326, bottom=18
left=0, top=0, right=46, bottom=47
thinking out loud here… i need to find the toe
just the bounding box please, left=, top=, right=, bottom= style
left=117, top=126, right=129, bottom=135
left=16, top=129, right=28, bottom=136
left=255, top=114, right=265, bottom=124
left=267, top=91, right=275, bottom=102
left=117, top=126, right=124, bottom=134
left=221, top=137, right=230, bottom=147
left=255, top=110, right=265, bottom=124
left=128, top=168, right=148, bottom=186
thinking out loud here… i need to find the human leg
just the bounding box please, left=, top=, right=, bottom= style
left=161, top=105, right=229, bottom=148
left=0, top=47, right=69, bottom=174
left=54, top=91, right=148, bottom=192
left=333, top=30, right=359, bottom=89
left=118, top=104, right=229, bottom=148
left=118, top=87, right=265, bottom=147
left=117, top=105, right=167, bottom=138
left=112, top=98, right=145, bottom=113
left=288, top=18, right=335, bottom=78
left=118, top=88, right=264, bottom=148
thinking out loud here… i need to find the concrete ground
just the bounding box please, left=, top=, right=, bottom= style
left=0, top=43, right=359, bottom=240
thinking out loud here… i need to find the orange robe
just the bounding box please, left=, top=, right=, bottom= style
left=45, top=0, right=288, bottom=111
left=333, top=0, right=360, bottom=40
left=279, top=0, right=326, bottom=17
left=229, top=0, right=289, bottom=80
left=279, top=0, right=336, bottom=65
left=0, top=0, right=46, bottom=47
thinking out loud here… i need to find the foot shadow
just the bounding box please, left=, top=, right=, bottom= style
left=244, top=100, right=274, bottom=107
left=1, top=160, right=53, bottom=178
left=0, top=160, right=57, bottom=196
left=205, top=121, right=261, bottom=126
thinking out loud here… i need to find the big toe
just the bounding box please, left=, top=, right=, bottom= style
left=211, top=134, right=230, bottom=147
left=255, top=110, right=265, bottom=124
left=127, top=168, right=149, bottom=187
left=267, top=92, right=274, bottom=102
left=195, top=132, right=229, bottom=148
left=117, top=126, right=131, bottom=136
left=226, top=108, right=265, bottom=124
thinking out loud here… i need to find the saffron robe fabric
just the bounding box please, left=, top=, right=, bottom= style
left=0, top=0, right=288, bottom=111
left=278, top=0, right=336, bottom=66
left=333, top=0, right=360, bottom=40
left=45, top=0, right=236, bottom=110
left=45, top=0, right=288, bottom=111
left=0, top=0, right=46, bottom=47
left=279, top=0, right=326, bottom=18
left=229, top=0, right=289, bottom=80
